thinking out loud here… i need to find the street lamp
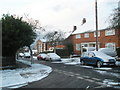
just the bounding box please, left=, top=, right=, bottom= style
left=95, top=0, right=99, bottom=51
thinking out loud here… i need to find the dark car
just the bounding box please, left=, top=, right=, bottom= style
left=80, top=51, right=116, bottom=68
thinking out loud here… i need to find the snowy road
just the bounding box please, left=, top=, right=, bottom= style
left=19, top=57, right=120, bottom=89
left=1, top=57, right=120, bottom=89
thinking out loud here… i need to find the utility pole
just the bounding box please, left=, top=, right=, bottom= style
left=95, top=0, right=99, bottom=51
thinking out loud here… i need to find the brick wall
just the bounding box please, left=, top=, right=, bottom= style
left=70, top=28, right=120, bottom=55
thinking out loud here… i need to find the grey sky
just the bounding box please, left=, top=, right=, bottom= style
left=0, top=0, right=119, bottom=33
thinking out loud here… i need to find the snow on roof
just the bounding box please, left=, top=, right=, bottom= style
left=72, top=23, right=94, bottom=35
left=39, top=39, right=47, bottom=42
left=71, top=23, right=108, bottom=35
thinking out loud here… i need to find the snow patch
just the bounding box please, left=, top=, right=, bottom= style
left=96, top=68, right=112, bottom=70
left=33, top=56, right=37, bottom=60
left=80, top=65, right=94, bottom=69
left=103, top=79, right=120, bottom=88
left=0, top=59, right=52, bottom=89
left=51, top=61, right=62, bottom=64
left=95, top=70, right=120, bottom=78
left=61, top=58, right=80, bottom=65
left=65, top=62, right=80, bottom=65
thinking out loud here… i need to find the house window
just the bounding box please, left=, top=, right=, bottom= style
left=76, top=44, right=80, bottom=51
left=84, top=33, right=89, bottom=38
left=105, top=43, right=115, bottom=50
left=94, top=31, right=100, bottom=37
left=76, top=34, right=81, bottom=39
left=105, top=29, right=115, bottom=36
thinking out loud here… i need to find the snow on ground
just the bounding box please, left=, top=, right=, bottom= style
left=33, top=56, right=37, bottom=60
left=95, top=70, right=120, bottom=78
left=116, top=61, right=120, bottom=66
left=52, top=57, right=80, bottom=65
left=95, top=68, right=112, bottom=70
left=79, top=65, right=94, bottom=69
left=0, top=59, right=52, bottom=89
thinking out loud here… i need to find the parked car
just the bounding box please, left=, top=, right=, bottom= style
left=24, top=52, right=30, bottom=58
left=80, top=51, right=116, bottom=68
left=19, top=53, right=24, bottom=58
left=37, top=53, right=48, bottom=60
left=47, top=53, right=61, bottom=61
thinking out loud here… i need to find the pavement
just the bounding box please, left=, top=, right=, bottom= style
left=1, top=59, right=52, bottom=90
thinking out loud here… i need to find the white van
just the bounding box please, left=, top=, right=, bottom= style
left=82, top=47, right=96, bottom=52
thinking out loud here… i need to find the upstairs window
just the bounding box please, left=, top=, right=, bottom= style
left=105, top=29, right=115, bottom=36
left=84, top=33, right=89, bottom=38
left=94, top=31, right=100, bottom=37
left=76, top=34, right=81, bottom=39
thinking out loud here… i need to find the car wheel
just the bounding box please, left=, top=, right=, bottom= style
left=97, top=61, right=102, bottom=68
left=81, top=60, right=84, bottom=65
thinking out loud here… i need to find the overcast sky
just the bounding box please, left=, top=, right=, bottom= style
left=0, top=0, right=119, bottom=33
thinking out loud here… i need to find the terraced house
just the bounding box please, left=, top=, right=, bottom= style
left=68, top=28, right=120, bottom=55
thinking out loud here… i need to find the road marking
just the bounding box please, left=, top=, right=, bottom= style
left=77, top=76, right=84, bottom=79
left=54, top=69, right=119, bottom=88
left=75, top=73, right=80, bottom=76
left=54, top=69, right=103, bottom=85
left=92, top=78, right=101, bottom=81
left=83, top=76, right=90, bottom=78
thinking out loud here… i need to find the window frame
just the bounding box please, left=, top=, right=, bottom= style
left=105, top=29, right=115, bottom=36
left=84, top=33, right=89, bottom=38
left=76, top=34, right=81, bottom=39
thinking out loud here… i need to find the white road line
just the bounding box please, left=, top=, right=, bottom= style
left=92, top=78, right=101, bottom=81
left=54, top=69, right=107, bottom=86
left=77, top=76, right=84, bottom=79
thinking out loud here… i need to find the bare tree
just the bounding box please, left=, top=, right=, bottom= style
left=20, top=14, right=44, bottom=64
left=109, top=6, right=120, bottom=29
left=44, top=30, right=65, bottom=53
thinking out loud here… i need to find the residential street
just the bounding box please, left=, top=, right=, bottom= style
left=18, top=58, right=120, bottom=89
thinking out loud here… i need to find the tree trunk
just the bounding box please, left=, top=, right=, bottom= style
left=28, top=46, right=33, bottom=64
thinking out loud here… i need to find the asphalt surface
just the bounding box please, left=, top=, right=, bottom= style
left=15, top=59, right=120, bottom=90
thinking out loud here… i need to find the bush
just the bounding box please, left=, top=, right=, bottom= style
left=56, top=49, right=70, bottom=58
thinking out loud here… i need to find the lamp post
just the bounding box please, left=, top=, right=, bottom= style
left=95, top=0, right=99, bottom=51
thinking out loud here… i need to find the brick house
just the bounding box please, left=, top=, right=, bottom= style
left=36, top=39, right=65, bottom=53
left=36, top=39, right=47, bottom=53
left=69, top=28, right=120, bottom=55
